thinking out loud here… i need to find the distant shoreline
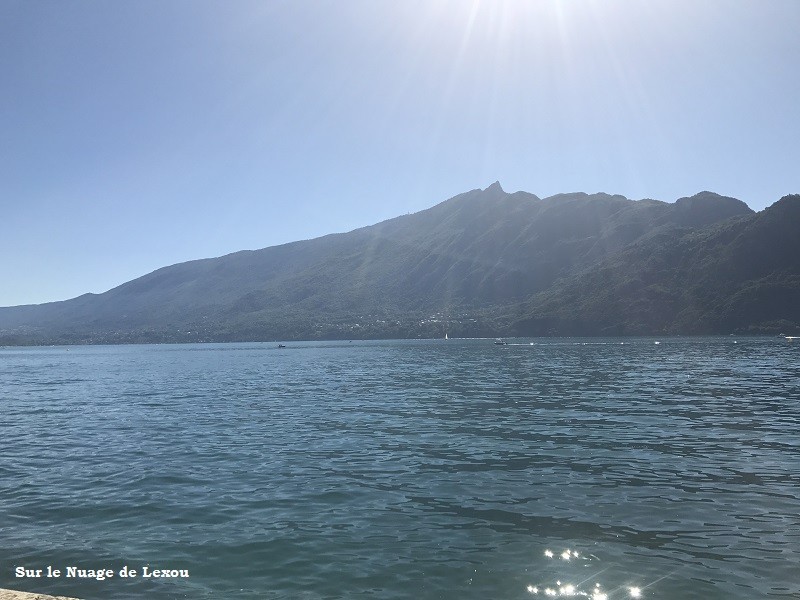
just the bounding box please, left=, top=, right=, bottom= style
left=1, top=333, right=796, bottom=350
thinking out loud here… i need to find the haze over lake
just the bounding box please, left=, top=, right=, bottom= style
left=2, top=337, right=798, bottom=599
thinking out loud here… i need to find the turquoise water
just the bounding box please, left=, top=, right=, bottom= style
left=1, top=338, right=798, bottom=599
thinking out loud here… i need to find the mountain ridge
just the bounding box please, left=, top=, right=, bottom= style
left=2, top=185, right=797, bottom=345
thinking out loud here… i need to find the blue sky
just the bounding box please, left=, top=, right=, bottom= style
left=2, top=0, right=798, bottom=307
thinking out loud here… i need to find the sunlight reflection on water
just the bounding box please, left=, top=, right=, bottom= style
left=526, top=548, right=645, bottom=598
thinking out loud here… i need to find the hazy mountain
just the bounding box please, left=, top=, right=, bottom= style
left=2, top=184, right=797, bottom=344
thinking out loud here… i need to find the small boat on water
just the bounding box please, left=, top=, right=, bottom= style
left=277, top=344, right=286, bottom=348
left=494, top=338, right=507, bottom=345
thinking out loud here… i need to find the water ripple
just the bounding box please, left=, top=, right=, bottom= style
left=1, top=338, right=798, bottom=599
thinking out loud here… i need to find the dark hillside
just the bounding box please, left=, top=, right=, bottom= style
left=512, top=195, right=800, bottom=335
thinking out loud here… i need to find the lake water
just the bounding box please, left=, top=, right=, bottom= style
left=1, top=338, right=798, bottom=599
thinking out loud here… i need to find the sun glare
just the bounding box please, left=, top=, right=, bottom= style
left=530, top=548, right=648, bottom=598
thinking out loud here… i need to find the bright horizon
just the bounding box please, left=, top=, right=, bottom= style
left=2, top=0, right=798, bottom=307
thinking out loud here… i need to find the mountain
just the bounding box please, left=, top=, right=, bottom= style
left=512, top=193, right=800, bottom=336
left=1, top=184, right=797, bottom=344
